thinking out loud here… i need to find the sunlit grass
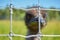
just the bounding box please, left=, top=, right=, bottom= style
left=0, top=20, right=60, bottom=40
left=42, top=20, right=60, bottom=40
left=42, top=20, right=60, bottom=34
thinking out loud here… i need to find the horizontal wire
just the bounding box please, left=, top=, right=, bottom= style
left=13, top=34, right=38, bottom=38
left=20, top=8, right=60, bottom=11
left=41, top=35, right=60, bottom=37
left=43, top=9, right=60, bottom=11
left=0, top=34, right=60, bottom=38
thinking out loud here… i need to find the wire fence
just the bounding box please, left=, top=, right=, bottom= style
left=0, top=0, right=60, bottom=40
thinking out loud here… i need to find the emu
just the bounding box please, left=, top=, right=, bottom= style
left=25, top=9, right=47, bottom=40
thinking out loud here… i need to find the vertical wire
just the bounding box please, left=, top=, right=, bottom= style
left=10, top=3, right=13, bottom=34
left=37, top=0, right=41, bottom=40
left=9, top=0, right=13, bottom=40
left=38, top=0, right=41, bottom=34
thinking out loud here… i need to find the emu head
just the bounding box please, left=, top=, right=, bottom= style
left=25, top=9, right=47, bottom=33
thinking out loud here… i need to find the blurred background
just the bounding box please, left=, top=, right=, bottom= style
left=0, top=0, right=60, bottom=40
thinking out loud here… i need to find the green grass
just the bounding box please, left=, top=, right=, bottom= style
left=0, top=20, right=60, bottom=40
left=0, top=20, right=27, bottom=40
left=42, top=20, right=60, bottom=40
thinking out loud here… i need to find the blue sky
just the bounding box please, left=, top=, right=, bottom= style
left=0, top=0, right=60, bottom=8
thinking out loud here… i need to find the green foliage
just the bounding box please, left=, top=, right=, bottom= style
left=47, top=10, right=60, bottom=20
left=47, top=7, right=60, bottom=20
left=0, top=7, right=60, bottom=20
left=13, top=8, right=25, bottom=20
left=0, top=7, right=25, bottom=20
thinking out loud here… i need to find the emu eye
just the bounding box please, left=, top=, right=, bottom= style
left=27, top=14, right=30, bottom=18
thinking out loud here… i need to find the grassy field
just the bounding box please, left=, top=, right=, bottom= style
left=42, top=20, right=60, bottom=40
left=0, top=20, right=60, bottom=40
